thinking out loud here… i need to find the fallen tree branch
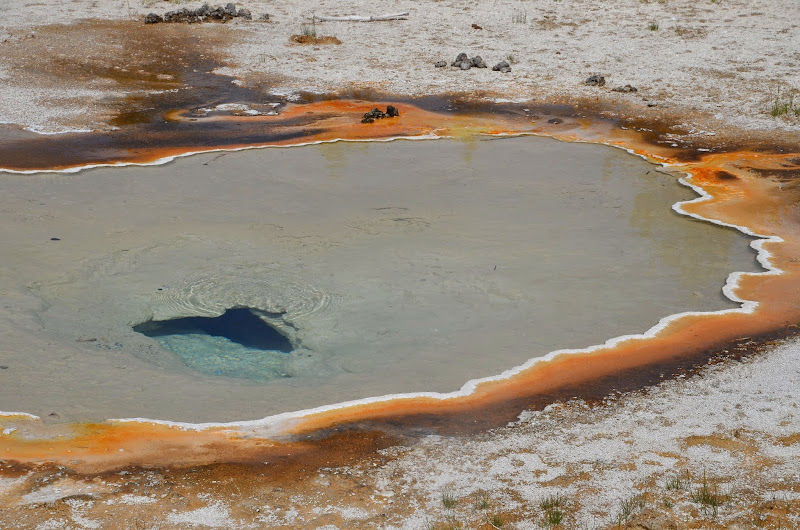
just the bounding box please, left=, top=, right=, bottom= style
left=312, top=12, right=409, bottom=22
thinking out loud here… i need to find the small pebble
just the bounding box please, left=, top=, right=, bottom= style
left=50, top=237, right=61, bottom=241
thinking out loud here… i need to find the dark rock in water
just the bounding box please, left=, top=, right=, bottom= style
left=50, top=237, right=61, bottom=241
left=611, top=84, right=638, bottom=93
left=361, top=106, right=399, bottom=123
left=492, top=60, right=511, bottom=73
left=362, top=108, right=387, bottom=123
left=584, top=74, right=606, bottom=86
left=451, top=52, right=469, bottom=67
left=547, top=118, right=563, bottom=124
left=434, top=60, right=447, bottom=68
left=460, top=62, right=472, bottom=70
left=0, top=366, right=8, bottom=369
left=471, top=55, right=487, bottom=68
left=144, top=13, right=163, bottom=24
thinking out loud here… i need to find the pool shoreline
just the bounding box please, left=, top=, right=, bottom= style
left=1, top=99, right=799, bottom=475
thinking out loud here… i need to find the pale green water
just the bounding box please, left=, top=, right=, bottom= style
left=0, top=136, right=758, bottom=423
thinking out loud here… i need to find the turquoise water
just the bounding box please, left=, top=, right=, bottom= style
left=133, top=308, right=294, bottom=381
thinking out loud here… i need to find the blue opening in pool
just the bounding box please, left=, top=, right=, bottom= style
left=133, top=308, right=294, bottom=380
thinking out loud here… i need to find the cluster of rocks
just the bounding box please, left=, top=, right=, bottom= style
left=144, top=3, right=254, bottom=24
left=611, top=84, right=638, bottom=93
left=450, top=52, right=487, bottom=70
left=435, top=53, right=511, bottom=73
left=584, top=74, right=605, bottom=87
left=584, top=75, right=639, bottom=93
left=361, top=106, right=400, bottom=124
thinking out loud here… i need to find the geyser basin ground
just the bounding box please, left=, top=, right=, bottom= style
left=0, top=136, right=758, bottom=423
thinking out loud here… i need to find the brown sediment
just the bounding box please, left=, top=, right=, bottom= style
left=1, top=96, right=800, bottom=479
left=289, top=34, right=342, bottom=45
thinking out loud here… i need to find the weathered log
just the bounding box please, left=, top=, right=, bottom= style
left=312, top=12, right=409, bottom=22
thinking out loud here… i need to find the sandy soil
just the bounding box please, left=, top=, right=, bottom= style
left=0, top=0, right=798, bottom=135
left=1, top=1, right=799, bottom=528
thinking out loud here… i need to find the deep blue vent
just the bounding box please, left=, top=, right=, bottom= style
left=133, top=308, right=293, bottom=353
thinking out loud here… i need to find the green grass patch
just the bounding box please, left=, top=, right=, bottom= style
left=691, top=472, right=726, bottom=516
left=771, top=92, right=800, bottom=118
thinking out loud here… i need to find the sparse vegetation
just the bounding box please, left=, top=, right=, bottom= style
left=539, top=493, right=564, bottom=512
left=612, top=494, right=646, bottom=527
left=665, top=472, right=688, bottom=491
left=441, top=488, right=458, bottom=509
left=474, top=490, right=491, bottom=510
left=443, top=517, right=463, bottom=530
left=301, top=21, right=317, bottom=38
left=649, top=21, right=659, bottom=30
left=691, top=472, right=726, bottom=516
left=512, top=10, right=527, bottom=24
left=770, top=92, right=800, bottom=118
left=545, top=508, right=563, bottom=526
left=621, top=494, right=646, bottom=517
left=488, top=513, right=505, bottom=528
left=540, top=494, right=565, bottom=527
left=290, top=20, right=341, bottom=45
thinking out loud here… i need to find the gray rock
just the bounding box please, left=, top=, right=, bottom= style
left=611, top=84, right=638, bottom=93
left=471, top=55, right=487, bottom=68
left=224, top=2, right=237, bottom=16
left=460, top=62, right=472, bottom=70
left=434, top=60, right=447, bottom=68
left=584, top=74, right=606, bottom=86
left=237, top=8, right=252, bottom=19
left=144, top=13, right=163, bottom=24
left=451, top=52, right=469, bottom=67
left=492, top=60, right=511, bottom=72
